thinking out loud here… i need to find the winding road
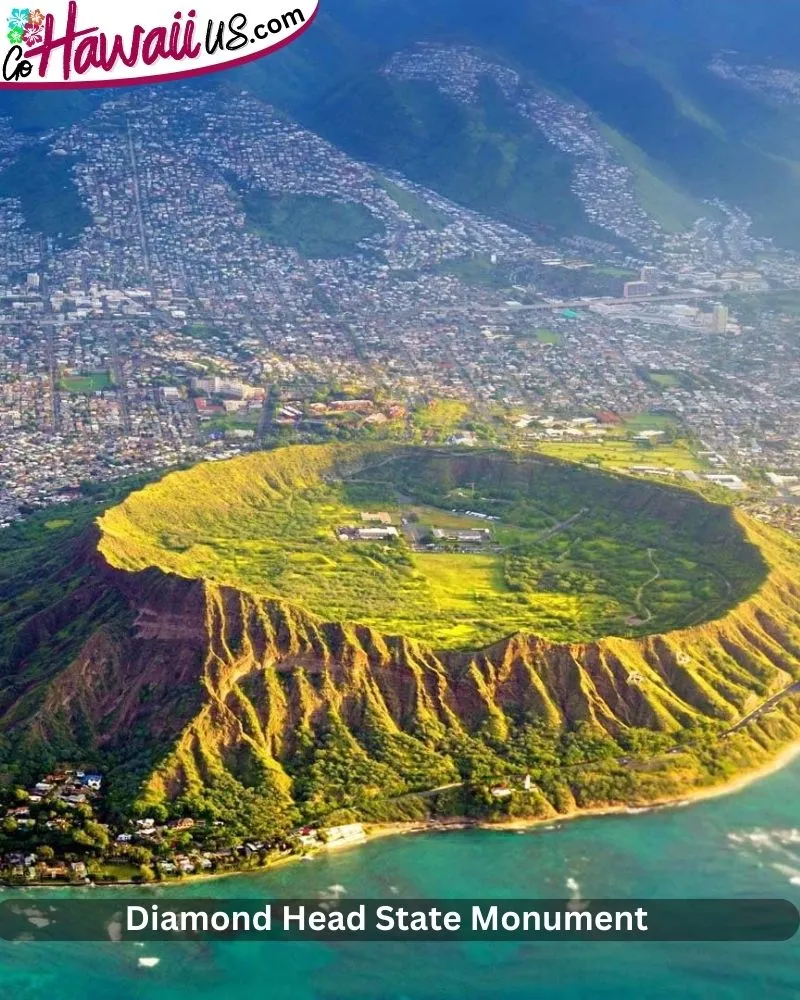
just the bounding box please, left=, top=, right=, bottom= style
left=386, top=679, right=800, bottom=806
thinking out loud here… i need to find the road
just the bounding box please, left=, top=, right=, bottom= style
left=126, top=114, right=153, bottom=291
left=385, top=676, right=800, bottom=806
left=108, top=323, right=131, bottom=434
left=386, top=284, right=800, bottom=323
left=724, top=680, right=800, bottom=735
left=391, top=782, right=463, bottom=803
left=531, top=507, right=588, bottom=544
left=45, top=324, right=60, bottom=433
left=0, top=282, right=796, bottom=330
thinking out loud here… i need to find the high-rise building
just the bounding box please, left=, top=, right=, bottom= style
left=623, top=281, right=651, bottom=299
left=26, top=273, right=40, bottom=289
left=711, top=304, right=729, bottom=333
left=640, top=266, right=658, bottom=284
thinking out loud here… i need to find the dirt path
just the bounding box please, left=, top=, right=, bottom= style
left=631, top=547, right=661, bottom=624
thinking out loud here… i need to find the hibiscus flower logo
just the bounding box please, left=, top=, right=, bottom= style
left=6, top=7, right=46, bottom=48
left=6, top=7, right=29, bottom=31
left=23, top=17, right=43, bottom=45
left=6, top=7, right=29, bottom=44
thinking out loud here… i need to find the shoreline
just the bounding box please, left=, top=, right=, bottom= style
left=6, top=736, right=800, bottom=892
left=366, top=736, right=800, bottom=841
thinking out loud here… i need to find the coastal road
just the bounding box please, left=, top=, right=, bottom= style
left=386, top=678, right=800, bottom=807
left=724, top=679, right=800, bottom=735
left=391, top=782, right=463, bottom=803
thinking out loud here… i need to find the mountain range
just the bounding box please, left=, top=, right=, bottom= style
left=4, top=0, right=800, bottom=246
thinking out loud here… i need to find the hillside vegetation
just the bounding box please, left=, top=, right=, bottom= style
left=238, top=191, right=384, bottom=258
left=98, top=445, right=762, bottom=649
left=306, top=75, right=605, bottom=241
left=1, top=444, right=800, bottom=838
left=0, top=147, right=91, bottom=248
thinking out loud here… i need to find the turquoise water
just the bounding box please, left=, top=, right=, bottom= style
left=3, top=759, right=800, bottom=999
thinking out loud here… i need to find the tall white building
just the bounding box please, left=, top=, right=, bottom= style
left=711, top=304, right=729, bottom=333
left=640, top=266, right=658, bottom=284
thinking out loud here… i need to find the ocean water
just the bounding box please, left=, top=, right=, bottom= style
left=2, top=759, right=800, bottom=1000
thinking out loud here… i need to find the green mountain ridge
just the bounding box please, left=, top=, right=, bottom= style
left=6, top=1, right=800, bottom=246
left=244, top=0, right=800, bottom=247
left=301, top=73, right=605, bottom=241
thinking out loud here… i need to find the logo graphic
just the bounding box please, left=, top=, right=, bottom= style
left=2, top=1, right=318, bottom=88
left=6, top=9, right=47, bottom=47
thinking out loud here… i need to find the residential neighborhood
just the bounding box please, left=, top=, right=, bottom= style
left=0, top=73, right=799, bottom=534
left=0, top=762, right=366, bottom=885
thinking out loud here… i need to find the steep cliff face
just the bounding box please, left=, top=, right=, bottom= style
left=4, top=507, right=798, bottom=823
left=3, top=445, right=800, bottom=825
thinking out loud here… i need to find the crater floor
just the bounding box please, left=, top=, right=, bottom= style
left=97, top=444, right=765, bottom=650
